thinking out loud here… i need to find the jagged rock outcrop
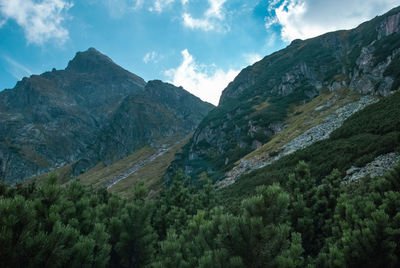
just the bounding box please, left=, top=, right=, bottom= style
left=167, top=6, right=400, bottom=183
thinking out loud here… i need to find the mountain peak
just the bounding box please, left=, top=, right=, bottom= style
left=66, top=47, right=116, bottom=73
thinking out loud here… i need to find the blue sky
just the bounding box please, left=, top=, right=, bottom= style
left=0, top=0, right=399, bottom=105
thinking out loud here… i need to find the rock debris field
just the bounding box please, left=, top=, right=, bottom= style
left=343, top=152, right=400, bottom=183
left=218, top=96, right=379, bottom=188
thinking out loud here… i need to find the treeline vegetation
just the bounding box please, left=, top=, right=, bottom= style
left=1, top=160, right=400, bottom=267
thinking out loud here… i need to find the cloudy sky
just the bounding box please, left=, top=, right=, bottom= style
left=0, top=0, right=399, bottom=105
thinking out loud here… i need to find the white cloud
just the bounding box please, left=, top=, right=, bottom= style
left=182, top=13, right=214, bottom=31
left=3, top=56, right=32, bottom=80
left=164, top=49, right=239, bottom=105
left=243, top=53, right=262, bottom=65
left=182, top=0, right=227, bottom=31
left=149, top=0, right=175, bottom=13
left=143, top=51, right=160, bottom=63
left=266, top=0, right=400, bottom=42
left=0, top=0, right=73, bottom=45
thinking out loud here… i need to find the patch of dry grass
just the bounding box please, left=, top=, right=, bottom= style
left=242, top=88, right=363, bottom=162
left=77, top=146, right=156, bottom=188
left=109, top=139, right=188, bottom=199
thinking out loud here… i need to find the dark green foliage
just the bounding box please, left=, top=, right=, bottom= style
left=152, top=169, right=217, bottom=239
left=153, top=184, right=302, bottom=268
left=0, top=175, right=156, bottom=268
left=316, top=162, right=400, bottom=267
left=2, top=159, right=400, bottom=266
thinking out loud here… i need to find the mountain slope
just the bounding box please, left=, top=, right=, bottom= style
left=0, top=48, right=145, bottom=184
left=72, top=80, right=214, bottom=176
left=219, top=89, right=400, bottom=210
left=166, top=6, right=400, bottom=183
left=0, top=49, right=213, bottom=184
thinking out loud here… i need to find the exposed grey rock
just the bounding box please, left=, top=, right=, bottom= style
left=218, top=96, right=378, bottom=188
left=346, top=166, right=360, bottom=175
left=328, top=81, right=346, bottom=92
left=105, top=147, right=170, bottom=189
left=343, top=152, right=400, bottom=183
left=315, top=101, right=333, bottom=111
left=378, top=12, right=400, bottom=39
left=350, top=46, right=400, bottom=96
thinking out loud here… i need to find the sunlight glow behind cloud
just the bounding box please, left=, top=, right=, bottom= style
left=164, top=49, right=239, bottom=105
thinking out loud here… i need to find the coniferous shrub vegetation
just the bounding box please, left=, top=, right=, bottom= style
left=1, top=160, right=400, bottom=267
left=1, top=89, right=400, bottom=268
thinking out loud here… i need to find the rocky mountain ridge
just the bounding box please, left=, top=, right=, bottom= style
left=0, top=48, right=213, bottom=184
left=71, top=80, right=214, bottom=177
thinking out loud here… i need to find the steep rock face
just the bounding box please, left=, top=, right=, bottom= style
left=71, top=80, right=214, bottom=176
left=104, top=81, right=213, bottom=156
left=0, top=48, right=146, bottom=184
left=167, top=6, right=400, bottom=182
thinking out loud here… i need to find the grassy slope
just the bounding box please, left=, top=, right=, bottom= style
left=243, top=88, right=363, bottom=161
left=108, top=139, right=188, bottom=199
left=30, top=163, right=74, bottom=185
left=219, top=91, right=400, bottom=211
left=29, top=137, right=189, bottom=199
left=76, top=137, right=189, bottom=199
left=77, top=146, right=156, bottom=188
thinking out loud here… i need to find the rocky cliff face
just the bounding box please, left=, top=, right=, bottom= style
left=71, top=80, right=214, bottom=176
left=0, top=49, right=213, bottom=184
left=166, top=6, right=400, bottom=182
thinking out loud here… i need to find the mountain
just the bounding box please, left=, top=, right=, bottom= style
left=2, top=6, right=400, bottom=268
left=0, top=48, right=213, bottom=184
left=166, top=6, right=400, bottom=183
left=98, top=80, right=214, bottom=162
left=71, top=80, right=214, bottom=176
